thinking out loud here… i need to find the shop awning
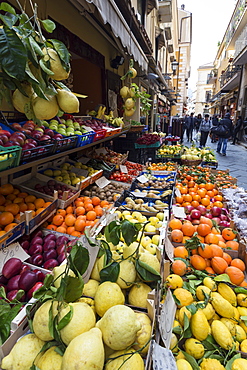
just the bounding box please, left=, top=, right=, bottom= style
left=70, top=0, right=148, bottom=71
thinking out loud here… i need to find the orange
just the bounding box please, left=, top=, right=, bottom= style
left=85, top=220, right=95, bottom=227
left=205, top=267, right=215, bottom=275
left=26, top=202, right=35, bottom=210
left=191, top=200, right=199, bottom=208
left=13, top=197, right=24, bottom=204
left=171, top=229, right=183, bottom=243
left=0, top=184, right=14, bottom=195
left=197, top=189, right=207, bottom=198
left=204, top=233, right=218, bottom=244
left=196, top=235, right=205, bottom=243
left=192, top=194, right=201, bottom=202
left=13, top=188, right=20, bottom=195
left=19, top=203, right=28, bottom=212
left=172, top=260, right=187, bottom=276
left=176, top=196, right=183, bottom=204
left=231, top=258, right=246, bottom=272
left=4, top=223, right=18, bottom=232
left=211, top=256, right=228, bottom=274
left=0, top=230, right=6, bottom=237
left=18, top=192, right=28, bottom=198
left=0, top=195, right=5, bottom=206
left=183, top=194, right=192, bottom=203
left=94, top=206, right=103, bottom=217
left=190, top=255, right=207, bottom=271
left=56, top=226, right=67, bottom=233
left=74, top=219, right=86, bottom=232
left=46, top=224, right=57, bottom=231
left=240, top=281, right=247, bottom=287
left=181, top=222, right=195, bottom=237
left=0, top=206, right=4, bottom=212
left=66, top=205, right=74, bottom=214
left=201, top=198, right=210, bottom=206
left=197, top=224, right=211, bottom=237
left=65, top=214, right=76, bottom=226
left=174, top=246, right=189, bottom=259
left=225, top=240, right=239, bottom=251
left=34, top=198, right=45, bottom=209
left=77, top=215, right=86, bottom=221
left=4, top=203, right=19, bottom=216
left=84, top=203, right=94, bottom=212
left=43, top=202, right=52, bottom=207
left=205, top=183, right=214, bottom=190
left=101, top=200, right=109, bottom=207
left=207, top=191, right=214, bottom=198
left=169, top=218, right=182, bottom=230
left=92, top=196, right=101, bottom=206
left=6, top=194, right=16, bottom=201
left=211, top=244, right=224, bottom=257
left=66, top=226, right=75, bottom=235
left=71, top=231, right=81, bottom=237
left=225, top=266, right=245, bottom=285
left=213, top=201, right=223, bottom=208
left=198, top=244, right=213, bottom=259
left=0, top=211, right=14, bottom=226
left=180, top=187, right=188, bottom=194
left=52, top=214, right=64, bottom=226
left=57, top=209, right=66, bottom=217
left=222, top=228, right=236, bottom=241
left=214, top=195, right=223, bottom=201
left=86, top=211, right=97, bottom=221
left=25, top=195, right=36, bottom=203
left=35, top=208, right=45, bottom=215
left=75, top=206, right=86, bottom=216
left=222, top=252, right=232, bottom=265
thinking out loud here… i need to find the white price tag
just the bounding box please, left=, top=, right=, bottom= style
left=172, top=206, right=186, bottom=219
left=95, top=147, right=107, bottom=155
left=165, top=236, right=174, bottom=261
left=120, top=165, right=128, bottom=174
left=159, top=289, right=176, bottom=349
left=78, top=156, right=90, bottom=164
left=95, top=176, right=110, bottom=188
left=136, top=175, right=149, bottom=184
left=71, top=167, right=88, bottom=177
left=0, top=243, right=30, bottom=273
left=175, top=187, right=181, bottom=197
left=132, top=192, right=147, bottom=198
left=152, top=171, right=169, bottom=175
left=152, top=341, right=177, bottom=370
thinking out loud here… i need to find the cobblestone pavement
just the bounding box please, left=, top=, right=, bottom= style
left=186, top=134, right=247, bottom=189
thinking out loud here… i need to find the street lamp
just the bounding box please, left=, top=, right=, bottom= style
left=171, top=59, right=179, bottom=75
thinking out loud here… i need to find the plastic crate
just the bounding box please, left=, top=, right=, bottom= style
left=134, top=141, right=161, bottom=149
left=76, top=131, right=95, bottom=147
left=93, top=129, right=107, bottom=142
left=0, top=145, right=21, bottom=172
left=201, top=161, right=218, bottom=169
left=104, top=128, right=121, bottom=137
left=54, top=134, right=78, bottom=153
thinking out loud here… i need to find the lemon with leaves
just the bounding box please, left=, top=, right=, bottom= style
left=166, top=274, right=183, bottom=289
left=173, top=288, right=193, bottom=308
left=200, top=358, right=226, bottom=370
left=184, top=338, right=204, bottom=359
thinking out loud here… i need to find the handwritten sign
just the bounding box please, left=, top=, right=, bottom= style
left=136, top=175, right=149, bottom=184
left=95, top=147, right=107, bottom=155
left=78, top=156, right=90, bottom=164
left=95, top=176, right=111, bottom=188
left=159, top=289, right=176, bottom=349
left=152, top=341, right=177, bottom=370
left=0, top=243, right=30, bottom=273
left=120, top=165, right=128, bottom=174
left=165, top=236, right=174, bottom=262
left=175, top=188, right=181, bottom=197
left=71, top=167, right=88, bottom=178
left=172, top=206, right=186, bottom=219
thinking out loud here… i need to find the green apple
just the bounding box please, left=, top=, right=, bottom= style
left=55, top=176, right=63, bottom=182
left=75, top=131, right=82, bottom=135
left=35, top=127, right=44, bottom=133
left=146, top=243, right=157, bottom=255
left=42, top=121, right=49, bottom=127
left=63, top=179, right=72, bottom=185
left=53, top=170, right=62, bottom=176
left=152, top=234, right=160, bottom=246
left=62, top=174, right=70, bottom=180
left=50, top=119, right=58, bottom=125
left=149, top=217, right=159, bottom=226
left=49, top=124, right=58, bottom=130
left=144, top=224, right=156, bottom=233
left=70, top=173, right=76, bottom=179
left=72, top=177, right=81, bottom=185
left=61, top=169, right=69, bottom=175
left=44, top=169, right=53, bottom=177
left=60, top=119, right=66, bottom=124
left=66, top=119, right=74, bottom=126
left=141, top=236, right=152, bottom=248
left=157, top=212, right=164, bottom=221
left=58, top=124, right=66, bottom=129
left=57, top=129, right=66, bottom=135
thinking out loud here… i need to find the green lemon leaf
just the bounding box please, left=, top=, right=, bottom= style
left=40, top=19, right=56, bottom=33
left=0, top=286, right=6, bottom=299
left=48, top=39, right=70, bottom=72
left=0, top=13, right=18, bottom=28
left=68, top=243, right=89, bottom=276
left=64, top=275, right=84, bottom=303
left=0, top=2, right=16, bottom=15
left=214, top=274, right=231, bottom=283
left=225, top=353, right=241, bottom=370
left=100, top=261, right=120, bottom=282
left=234, top=287, right=247, bottom=294
left=57, top=306, right=73, bottom=331
left=181, top=351, right=200, bottom=370
left=135, top=260, right=161, bottom=282
left=0, top=26, right=27, bottom=80
left=121, top=219, right=141, bottom=245
left=43, top=273, right=54, bottom=288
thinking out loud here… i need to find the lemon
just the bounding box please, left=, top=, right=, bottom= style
left=116, top=259, right=136, bottom=289
left=133, top=312, right=152, bottom=355
left=178, top=306, right=192, bottom=326
left=33, top=95, right=59, bottom=120
left=191, top=310, right=210, bottom=341
left=237, top=293, right=247, bottom=307
left=231, top=358, right=247, bottom=370
left=211, top=320, right=234, bottom=349
left=33, top=300, right=58, bottom=341
left=220, top=318, right=236, bottom=336
left=123, top=242, right=139, bottom=259
left=203, top=276, right=217, bottom=291
left=53, top=264, right=76, bottom=289
left=240, top=338, right=247, bottom=352
left=218, top=283, right=237, bottom=306
left=176, top=359, right=192, bottom=370
left=184, top=338, right=204, bottom=359
left=166, top=274, right=183, bottom=289
left=35, top=346, right=63, bottom=370
left=200, top=358, right=226, bottom=370
left=173, top=288, right=194, bottom=308
left=57, top=89, right=79, bottom=114
left=43, top=47, right=70, bottom=81
left=105, top=348, right=144, bottom=369
left=94, top=281, right=125, bottom=317
left=211, top=292, right=234, bottom=318
left=197, top=302, right=215, bottom=320
left=128, top=282, right=152, bottom=308
left=170, top=333, right=178, bottom=353
left=196, top=285, right=211, bottom=301
left=82, top=279, right=99, bottom=298
left=96, top=305, right=141, bottom=350
left=176, top=351, right=185, bottom=360
left=235, top=324, right=246, bottom=342
left=12, top=87, right=33, bottom=113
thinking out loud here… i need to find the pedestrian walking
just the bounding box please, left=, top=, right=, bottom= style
left=216, top=112, right=233, bottom=156
left=199, top=114, right=212, bottom=147
left=185, top=112, right=195, bottom=142
left=231, top=115, right=243, bottom=145
left=180, top=116, right=186, bottom=144
left=195, top=113, right=202, bottom=133
left=211, top=114, right=219, bottom=143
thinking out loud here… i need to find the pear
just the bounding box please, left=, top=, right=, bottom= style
left=33, top=95, right=59, bottom=120
left=56, top=89, right=79, bottom=113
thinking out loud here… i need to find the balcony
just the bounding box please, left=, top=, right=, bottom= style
left=233, top=24, right=247, bottom=64
left=158, top=0, right=172, bottom=23
left=220, top=65, right=242, bottom=91
left=225, top=0, right=247, bottom=49
left=207, top=69, right=218, bottom=84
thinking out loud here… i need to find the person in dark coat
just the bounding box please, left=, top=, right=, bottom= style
left=216, top=112, right=233, bottom=156
left=211, top=114, right=219, bottom=143
left=185, top=113, right=195, bottom=142
left=231, top=116, right=242, bottom=145
left=199, top=114, right=212, bottom=147
left=195, top=113, right=202, bottom=133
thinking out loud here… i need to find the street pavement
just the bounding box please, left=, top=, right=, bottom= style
left=185, top=134, right=247, bottom=189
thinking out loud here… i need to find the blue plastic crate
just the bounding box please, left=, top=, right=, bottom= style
left=76, top=131, right=95, bottom=147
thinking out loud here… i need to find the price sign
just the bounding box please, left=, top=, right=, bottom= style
left=120, top=165, right=128, bottom=173
left=165, top=235, right=174, bottom=261
left=0, top=243, right=30, bottom=273
left=172, top=206, right=186, bottom=219
left=78, top=156, right=90, bottom=164
left=136, top=175, right=148, bottom=183
left=95, top=176, right=111, bottom=188
left=152, top=341, right=177, bottom=370
left=175, top=187, right=181, bottom=197
left=132, top=192, right=146, bottom=198
left=71, top=167, right=88, bottom=178
left=152, top=171, right=169, bottom=175
left=95, top=147, right=107, bottom=155
left=159, top=289, right=176, bottom=349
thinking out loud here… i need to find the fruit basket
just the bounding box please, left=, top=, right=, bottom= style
left=0, top=145, right=22, bottom=172
left=129, top=124, right=145, bottom=132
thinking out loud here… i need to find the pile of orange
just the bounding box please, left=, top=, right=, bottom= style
left=44, top=196, right=110, bottom=237
left=169, top=217, right=246, bottom=286
left=0, top=183, right=51, bottom=236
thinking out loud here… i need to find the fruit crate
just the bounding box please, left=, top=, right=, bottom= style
left=0, top=215, right=26, bottom=249
left=0, top=121, right=54, bottom=163
left=104, top=127, right=122, bottom=137
left=201, top=160, right=218, bottom=169
left=92, top=128, right=107, bottom=142
left=130, top=182, right=173, bottom=200
left=134, top=141, right=161, bottom=149
left=0, top=145, right=21, bottom=172
left=76, top=131, right=95, bottom=147
left=53, top=133, right=78, bottom=153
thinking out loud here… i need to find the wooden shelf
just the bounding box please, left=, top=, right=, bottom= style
left=0, top=130, right=129, bottom=180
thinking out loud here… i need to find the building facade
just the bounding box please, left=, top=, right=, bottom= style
left=195, top=63, right=214, bottom=116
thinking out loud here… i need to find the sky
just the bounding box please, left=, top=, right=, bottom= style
left=178, top=0, right=237, bottom=93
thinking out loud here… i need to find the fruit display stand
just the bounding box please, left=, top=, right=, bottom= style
left=0, top=146, right=21, bottom=172
left=0, top=214, right=26, bottom=249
